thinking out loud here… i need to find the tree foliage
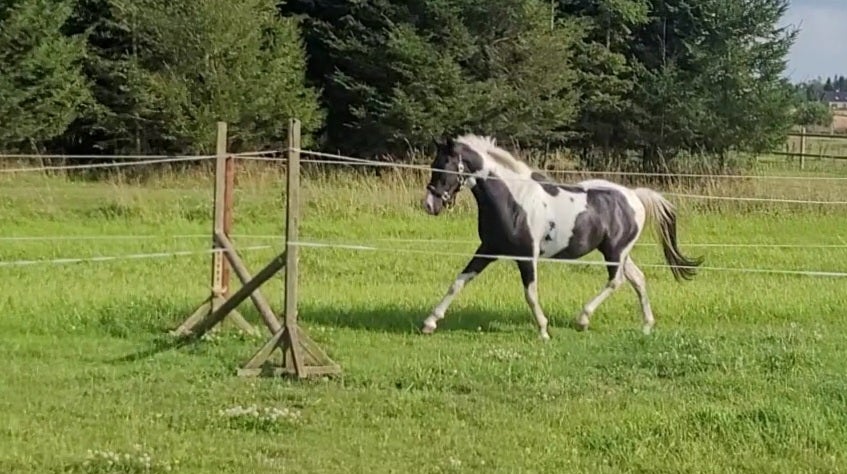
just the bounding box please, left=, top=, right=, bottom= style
left=793, top=101, right=833, bottom=128
left=287, top=0, right=583, bottom=156
left=58, top=0, right=323, bottom=154
left=0, top=0, right=806, bottom=171
left=0, top=0, right=92, bottom=152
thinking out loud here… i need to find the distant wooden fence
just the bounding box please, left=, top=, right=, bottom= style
left=773, top=128, right=847, bottom=168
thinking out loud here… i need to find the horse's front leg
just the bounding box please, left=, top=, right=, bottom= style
left=516, top=253, right=550, bottom=341
left=421, top=246, right=496, bottom=334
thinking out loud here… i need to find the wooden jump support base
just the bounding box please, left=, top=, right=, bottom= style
left=172, top=119, right=341, bottom=379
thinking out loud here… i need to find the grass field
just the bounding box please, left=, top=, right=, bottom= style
left=1, top=162, right=846, bottom=473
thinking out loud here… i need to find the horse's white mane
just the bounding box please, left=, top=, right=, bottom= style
left=454, top=134, right=534, bottom=177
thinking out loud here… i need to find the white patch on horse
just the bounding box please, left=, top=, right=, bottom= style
left=538, top=190, right=588, bottom=257
left=455, top=134, right=592, bottom=258
left=424, top=192, right=438, bottom=214
left=454, top=133, right=550, bottom=245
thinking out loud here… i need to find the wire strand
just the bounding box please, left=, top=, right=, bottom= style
left=231, top=150, right=284, bottom=158
left=0, top=153, right=215, bottom=160
left=3, top=233, right=845, bottom=250
left=288, top=240, right=847, bottom=278
left=0, top=234, right=210, bottom=242
left=292, top=151, right=847, bottom=205
left=1, top=233, right=842, bottom=277
left=0, top=245, right=272, bottom=268
left=543, top=168, right=847, bottom=181
left=254, top=235, right=847, bottom=250
left=291, top=148, right=847, bottom=181
left=662, top=192, right=847, bottom=205
left=0, top=155, right=214, bottom=173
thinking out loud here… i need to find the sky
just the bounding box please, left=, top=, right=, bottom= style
left=782, top=0, right=847, bottom=82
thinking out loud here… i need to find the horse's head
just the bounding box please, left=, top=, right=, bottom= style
left=423, top=136, right=468, bottom=216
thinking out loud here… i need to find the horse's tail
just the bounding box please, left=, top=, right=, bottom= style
left=633, top=187, right=703, bottom=282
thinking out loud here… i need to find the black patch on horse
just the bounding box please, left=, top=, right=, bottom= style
left=530, top=172, right=560, bottom=196
left=554, top=188, right=639, bottom=278
left=456, top=143, right=484, bottom=172
left=543, top=221, right=555, bottom=241
left=472, top=173, right=534, bottom=255
left=531, top=171, right=586, bottom=197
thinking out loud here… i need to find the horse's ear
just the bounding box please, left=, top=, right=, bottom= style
left=433, top=135, right=451, bottom=151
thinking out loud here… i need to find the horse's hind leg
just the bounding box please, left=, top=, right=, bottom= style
left=574, top=253, right=626, bottom=331
left=623, top=257, right=655, bottom=335
left=421, top=246, right=496, bottom=334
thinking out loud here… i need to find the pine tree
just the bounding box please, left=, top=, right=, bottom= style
left=628, top=0, right=797, bottom=169
left=555, top=0, right=650, bottom=166
left=61, top=0, right=323, bottom=155
left=285, top=0, right=584, bottom=156
left=0, top=0, right=92, bottom=152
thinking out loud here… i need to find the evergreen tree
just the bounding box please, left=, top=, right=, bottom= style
left=62, top=0, right=323, bottom=155
left=555, top=0, right=650, bottom=166
left=286, top=0, right=583, bottom=156
left=628, top=0, right=797, bottom=169
left=0, top=0, right=804, bottom=166
left=0, top=0, right=92, bottom=152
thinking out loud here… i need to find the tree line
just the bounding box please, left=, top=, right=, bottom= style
left=0, top=0, right=809, bottom=170
left=792, top=75, right=847, bottom=129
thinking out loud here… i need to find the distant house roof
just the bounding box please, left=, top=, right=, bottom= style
left=823, top=90, right=847, bottom=102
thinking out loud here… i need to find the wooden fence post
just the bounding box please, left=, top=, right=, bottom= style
left=237, top=118, right=341, bottom=378
left=799, top=126, right=807, bottom=170
left=222, top=141, right=235, bottom=297
left=171, top=118, right=340, bottom=378
left=211, top=122, right=228, bottom=302
left=172, top=122, right=257, bottom=337
left=283, top=119, right=305, bottom=374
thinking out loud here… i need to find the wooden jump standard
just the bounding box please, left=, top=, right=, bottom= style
left=171, top=119, right=341, bottom=379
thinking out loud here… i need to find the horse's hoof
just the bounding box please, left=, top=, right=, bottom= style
left=539, top=332, right=551, bottom=342
left=420, top=324, right=436, bottom=335
left=571, top=319, right=589, bottom=332
left=642, top=324, right=654, bottom=336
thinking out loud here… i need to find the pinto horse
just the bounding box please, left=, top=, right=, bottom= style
left=421, top=134, right=702, bottom=340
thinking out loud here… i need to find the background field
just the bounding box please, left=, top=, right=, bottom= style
left=1, top=158, right=846, bottom=473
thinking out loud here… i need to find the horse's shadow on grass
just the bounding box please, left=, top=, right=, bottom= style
left=298, top=304, right=558, bottom=335
left=107, top=303, right=579, bottom=365
left=303, top=305, right=452, bottom=334
left=105, top=306, right=430, bottom=365
left=107, top=333, right=200, bottom=364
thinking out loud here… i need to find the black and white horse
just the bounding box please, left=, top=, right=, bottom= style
left=421, top=134, right=702, bottom=340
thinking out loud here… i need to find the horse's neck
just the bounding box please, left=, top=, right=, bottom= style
left=470, top=161, right=535, bottom=219
left=476, top=158, right=528, bottom=183
left=480, top=160, right=534, bottom=196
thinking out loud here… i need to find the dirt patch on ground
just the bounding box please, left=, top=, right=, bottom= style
left=833, top=113, right=847, bottom=132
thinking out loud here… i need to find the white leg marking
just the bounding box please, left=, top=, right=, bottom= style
left=524, top=280, right=550, bottom=341
left=576, top=258, right=627, bottom=330
left=518, top=252, right=550, bottom=341
left=422, top=272, right=477, bottom=333
left=623, top=259, right=655, bottom=335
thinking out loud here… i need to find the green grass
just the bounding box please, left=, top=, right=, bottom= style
left=1, top=165, right=846, bottom=473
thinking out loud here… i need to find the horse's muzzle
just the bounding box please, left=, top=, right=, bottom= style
left=423, top=191, right=443, bottom=215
